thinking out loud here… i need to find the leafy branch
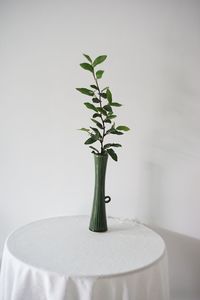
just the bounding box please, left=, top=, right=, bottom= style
left=76, top=54, right=130, bottom=161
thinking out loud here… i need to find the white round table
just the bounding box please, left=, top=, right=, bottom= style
left=0, top=216, right=169, bottom=300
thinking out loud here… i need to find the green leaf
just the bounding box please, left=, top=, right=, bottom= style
left=104, top=118, right=112, bottom=123
left=90, top=127, right=102, bottom=137
left=107, top=148, right=118, bottom=161
left=111, top=102, right=122, bottom=107
left=76, top=88, right=94, bottom=96
left=79, top=128, right=90, bottom=133
left=92, top=113, right=101, bottom=118
left=90, top=85, right=99, bottom=90
left=97, top=107, right=107, bottom=116
left=84, top=137, right=96, bottom=145
left=80, top=63, right=93, bottom=73
left=109, top=128, right=124, bottom=135
left=106, top=89, right=112, bottom=104
left=89, top=146, right=99, bottom=153
left=96, top=70, right=104, bottom=79
left=103, top=104, right=113, bottom=112
left=84, top=134, right=99, bottom=145
left=112, top=130, right=124, bottom=135
left=116, top=125, right=130, bottom=131
left=92, top=97, right=100, bottom=103
left=104, top=143, right=122, bottom=149
left=100, top=93, right=107, bottom=99
left=83, top=54, right=92, bottom=63
left=91, top=118, right=103, bottom=129
left=107, top=114, right=117, bottom=119
left=93, top=55, right=107, bottom=67
left=106, top=124, right=114, bottom=134
left=101, top=86, right=109, bottom=92
left=84, top=102, right=97, bottom=112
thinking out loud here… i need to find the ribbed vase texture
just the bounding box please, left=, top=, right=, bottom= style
left=89, top=153, right=110, bottom=232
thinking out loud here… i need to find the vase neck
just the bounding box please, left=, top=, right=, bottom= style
left=94, top=154, right=108, bottom=185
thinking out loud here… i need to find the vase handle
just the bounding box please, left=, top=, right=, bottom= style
left=105, top=196, right=111, bottom=203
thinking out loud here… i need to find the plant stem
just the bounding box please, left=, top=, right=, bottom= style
left=92, top=72, right=106, bottom=153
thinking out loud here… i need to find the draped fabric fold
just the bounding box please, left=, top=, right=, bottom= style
left=0, top=216, right=169, bottom=300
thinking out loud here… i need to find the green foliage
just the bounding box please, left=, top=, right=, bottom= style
left=104, top=118, right=111, bottom=124
left=116, top=125, right=130, bottom=131
left=102, top=86, right=109, bottom=92
left=79, top=128, right=90, bottom=132
left=100, top=93, right=107, bottom=99
left=84, top=102, right=97, bottom=112
left=90, top=127, right=102, bottom=138
left=107, top=148, right=118, bottom=161
left=106, top=124, right=124, bottom=135
left=76, top=88, right=94, bottom=96
left=93, top=55, right=107, bottom=67
left=92, top=98, right=100, bottom=103
left=91, top=118, right=103, bottom=129
left=97, top=107, right=107, bottom=116
left=76, top=53, right=130, bottom=161
left=80, top=63, right=94, bottom=73
left=83, top=54, right=92, bottom=63
left=111, top=102, right=122, bottom=107
left=85, top=134, right=99, bottom=144
left=107, top=114, right=116, bottom=119
left=96, top=70, right=104, bottom=79
left=109, top=128, right=124, bottom=135
left=104, top=143, right=122, bottom=149
left=92, top=113, right=101, bottom=118
left=103, top=104, right=112, bottom=112
left=106, top=89, right=112, bottom=104
left=90, top=85, right=98, bottom=90
left=89, top=146, right=99, bottom=153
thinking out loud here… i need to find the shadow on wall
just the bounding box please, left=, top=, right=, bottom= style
left=138, top=160, right=200, bottom=300
left=152, top=226, right=200, bottom=300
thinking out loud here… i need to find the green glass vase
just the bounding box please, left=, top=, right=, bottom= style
left=89, top=153, right=111, bottom=232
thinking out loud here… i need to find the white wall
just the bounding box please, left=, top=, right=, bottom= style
left=0, top=0, right=200, bottom=252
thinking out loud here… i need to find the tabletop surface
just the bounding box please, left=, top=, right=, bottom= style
left=6, top=215, right=165, bottom=277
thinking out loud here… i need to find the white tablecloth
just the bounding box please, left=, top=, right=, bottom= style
left=0, top=216, right=169, bottom=300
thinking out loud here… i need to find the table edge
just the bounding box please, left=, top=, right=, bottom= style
left=3, top=215, right=167, bottom=279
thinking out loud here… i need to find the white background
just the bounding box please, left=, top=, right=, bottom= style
left=0, top=0, right=200, bottom=252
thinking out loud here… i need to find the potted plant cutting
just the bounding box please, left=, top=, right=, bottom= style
left=76, top=54, right=130, bottom=232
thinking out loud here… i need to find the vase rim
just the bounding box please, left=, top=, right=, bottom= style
left=93, top=152, right=108, bottom=157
